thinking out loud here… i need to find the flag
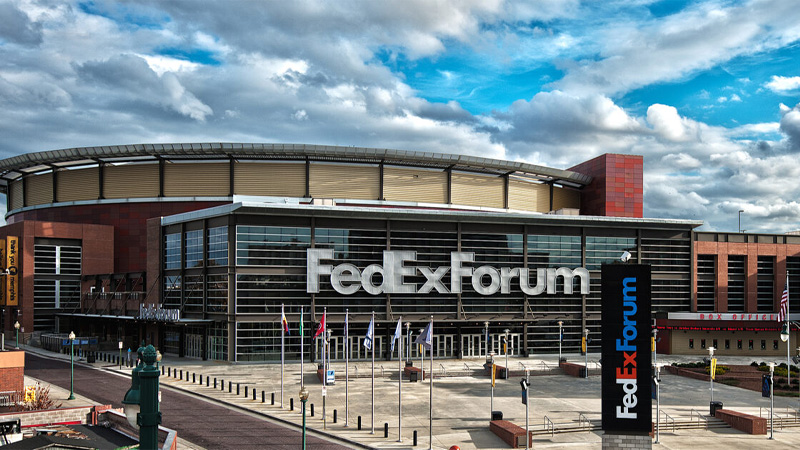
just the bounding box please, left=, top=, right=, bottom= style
left=560, top=328, right=564, bottom=343
left=299, top=309, right=304, bottom=336
left=364, top=316, right=375, bottom=350
left=314, top=311, right=326, bottom=339
left=710, top=357, right=717, bottom=380
left=344, top=311, right=349, bottom=339
left=281, top=305, right=289, bottom=335
left=778, top=274, right=789, bottom=322
left=415, top=322, right=433, bottom=350
left=390, top=318, right=401, bottom=353
left=491, top=363, right=496, bottom=387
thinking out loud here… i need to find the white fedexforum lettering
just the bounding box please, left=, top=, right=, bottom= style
left=138, top=304, right=181, bottom=322
left=615, top=277, right=639, bottom=420
left=306, top=249, right=590, bottom=296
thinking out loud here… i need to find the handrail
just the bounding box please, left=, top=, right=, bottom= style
left=353, top=366, right=358, bottom=377
left=543, top=415, right=554, bottom=437
left=660, top=410, right=675, bottom=432
left=540, top=361, right=551, bottom=371
left=578, top=412, right=590, bottom=428
left=439, top=363, right=446, bottom=375
left=464, top=363, right=470, bottom=371
left=689, top=409, right=709, bottom=429
left=380, top=365, right=384, bottom=377
left=519, top=362, right=527, bottom=371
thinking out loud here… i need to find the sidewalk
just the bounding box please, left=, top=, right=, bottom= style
left=20, top=344, right=800, bottom=449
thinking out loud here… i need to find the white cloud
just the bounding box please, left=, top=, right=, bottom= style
left=765, top=75, right=800, bottom=93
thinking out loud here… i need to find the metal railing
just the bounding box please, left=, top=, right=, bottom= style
left=660, top=410, right=676, bottom=432
left=578, top=412, right=591, bottom=428
left=543, top=416, right=554, bottom=437
left=439, top=364, right=446, bottom=375
left=690, top=409, right=709, bottom=429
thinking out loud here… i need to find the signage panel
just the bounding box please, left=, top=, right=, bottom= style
left=306, top=248, right=590, bottom=296
left=601, top=264, right=652, bottom=433
left=6, top=237, right=18, bottom=306
left=0, top=239, right=5, bottom=305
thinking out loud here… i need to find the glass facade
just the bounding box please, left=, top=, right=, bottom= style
left=696, top=255, right=715, bottom=312
left=33, top=242, right=82, bottom=331
left=756, top=256, right=774, bottom=313
left=162, top=212, right=696, bottom=362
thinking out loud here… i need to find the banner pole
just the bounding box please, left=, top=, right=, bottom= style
left=429, top=316, right=433, bottom=450
left=345, top=309, right=349, bottom=427
left=371, top=311, right=375, bottom=435
left=281, top=303, right=284, bottom=407
left=398, top=316, right=403, bottom=442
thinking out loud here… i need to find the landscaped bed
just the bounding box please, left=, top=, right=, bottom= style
left=666, top=362, right=799, bottom=396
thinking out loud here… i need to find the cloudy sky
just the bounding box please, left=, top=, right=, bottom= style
left=2, top=0, right=800, bottom=232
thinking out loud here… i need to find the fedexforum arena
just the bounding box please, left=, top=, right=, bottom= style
left=0, top=143, right=796, bottom=362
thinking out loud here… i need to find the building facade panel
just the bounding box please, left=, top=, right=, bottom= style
left=58, top=167, right=100, bottom=202
left=233, top=162, right=306, bottom=197
left=164, top=162, right=229, bottom=197
left=382, top=167, right=447, bottom=204
left=450, top=172, right=504, bottom=208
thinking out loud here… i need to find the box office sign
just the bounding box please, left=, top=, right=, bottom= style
left=601, top=264, right=651, bottom=433
left=306, top=248, right=590, bottom=296
left=5, top=237, right=19, bottom=307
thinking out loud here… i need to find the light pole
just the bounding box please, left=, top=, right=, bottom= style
left=708, top=346, right=716, bottom=403
left=68, top=331, right=76, bottom=400
left=123, top=345, right=162, bottom=449
left=557, top=321, right=563, bottom=364
left=738, top=209, right=744, bottom=233
left=299, top=385, right=309, bottom=450
left=14, top=321, right=19, bottom=347
left=324, top=328, right=332, bottom=429
left=653, top=328, right=658, bottom=367
left=405, top=322, right=411, bottom=362
left=584, top=328, right=590, bottom=379
left=484, top=321, right=489, bottom=357
left=654, top=364, right=661, bottom=444
left=504, top=329, right=510, bottom=379
left=769, top=362, right=775, bottom=439
left=118, top=340, right=123, bottom=370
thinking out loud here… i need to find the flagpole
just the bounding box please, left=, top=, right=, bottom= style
left=398, top=315, right=403, bottom=442
left=345, top=308, right=349, bottom=427
left=788, top=273, right=791, bottom=386
left=428, top=315, right=433, bottom=450
left=300, top=308, right=304, bottom=388
left=371, top=311, right=375, bottom=435
left=323, top=306, right=327, bottom=429
left=281, top=303, right=285, bottom=408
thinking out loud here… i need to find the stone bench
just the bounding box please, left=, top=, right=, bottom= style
left=715, top=409, right=767, bottom=435
left=490, top=420, right=528, bottom=448
left=560, top=362, right=587, bottom=378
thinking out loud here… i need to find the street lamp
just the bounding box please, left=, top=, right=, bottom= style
left=654, top=364, right=662, bottom=444
left=557, top=321, right=563, bottom=365
left=738, top=210, right=744, bottom=233
left=769, top=362, right=775, bottom=440
left=68, top=331, right=76, bottom=400
left=653, top=328, right=659, bottom=367
left=584, top=328, right=590, bottom=379
left=123, top=345, right=162, bottom=449
left=324, top=328, right=332, bottom=429
left=118, top=340, right=123, bottom=370
left=504, top=329, right=510, bottom=379
left=405, top=322, right=411, bottom=362
left=708, top=347, right=716, bottom=403
left=14, top=321, right=19, bottom=347
left=484, top=321, right=489, bottom=357
left=299, top=385, right=309, bottom=450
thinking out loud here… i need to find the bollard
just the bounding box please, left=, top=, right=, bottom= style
left=199, top=374, right=202, bottom=384
left=358, top=416, right=362, bottom=430
left=310, top=403, right=314, bottom=416
left=271, top=392, right=275, bottom=405
left=180, top=369, right=183, bottom=380
left=245, top=386, right=248, bottom=397
left=193, top=373, right=196, bottom=383
left=228, top=381, right=232, bottom=393
left=384, top=423, right=388, bottom=438
left=161, top=366, right=164, bottom=375
left=206, top=376, right=209, bottom=387
left=413, top=430, right=418, bottom=446
left=333, top=409, right=337, bottom=423
left=214, top=378, right=217, bottom=389
left=252, top=389, right=256, bottom=401
left=237, top=384, right=240, bottom=396
left=290, top=398, right=294, bottom=411
left=168, top=367, right=171, bottom=377
left=262, top=391, right=265, bottom=403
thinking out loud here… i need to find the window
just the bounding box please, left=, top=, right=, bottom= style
left=696, top=255, right=716, bottom=312
left=725, top=339, right=730, bottom=349
left=761, top=340, right=766, bottom=350
left=749, top=340, right=754, bottom=350
left=713, top=339, right=718, bottom=349
left=757, top=256, right=775, bottom=313
left=737, top=339, right=742, bottom=349
left=701, top=339, right=706, bottom=349
left=164, top=233, right=181, bottom=269
left=689, top=339, right=694, bottom=349
left=207, top=226, right=228, bottom=266
left=185, top=229, right=203, bottom=268
left=728, top=255, right=746, bottom=312
left=773, top=340, right=779, bottom=350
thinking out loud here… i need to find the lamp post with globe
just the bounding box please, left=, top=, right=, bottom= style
left=68, top=331, right=76, bottom=400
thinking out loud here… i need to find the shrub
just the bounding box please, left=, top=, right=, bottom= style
left=705, top=365, right=729, bottom=376
left=12, top=383, right=62, bottom=412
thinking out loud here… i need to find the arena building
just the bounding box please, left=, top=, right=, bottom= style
left=0, top=144, right=794, bottom=362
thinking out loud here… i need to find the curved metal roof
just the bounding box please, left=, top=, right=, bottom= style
left=0, top=143, right=592, bottom=186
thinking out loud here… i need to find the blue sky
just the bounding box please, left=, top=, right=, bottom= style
left=1, top=0, right=800, bottom=232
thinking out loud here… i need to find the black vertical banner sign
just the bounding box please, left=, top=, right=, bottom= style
left=601, top=264, right=651, bottom=433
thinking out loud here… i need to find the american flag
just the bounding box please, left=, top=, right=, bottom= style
left=778, top=274, right=789, bottom=322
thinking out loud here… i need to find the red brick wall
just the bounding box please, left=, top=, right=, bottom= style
left=0, top=367, right=24, bottom=393
left=694, top=240, right=800, bottom=312
left=7, top=201, right=227, bottom=273
left=569, top=154, right=643, bottom=218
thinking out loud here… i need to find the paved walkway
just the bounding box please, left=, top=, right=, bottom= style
left=19, top=346, right=800, bottom=449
